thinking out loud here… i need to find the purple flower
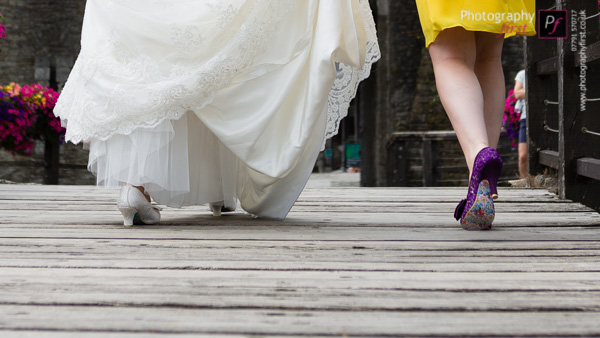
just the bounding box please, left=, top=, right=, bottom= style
left=1, top=83, right=63, bottom=155
left=503, top=89, right=521, bottom=149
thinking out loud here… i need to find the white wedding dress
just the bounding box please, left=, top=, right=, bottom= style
left=55, top=0, right=380, bottom=219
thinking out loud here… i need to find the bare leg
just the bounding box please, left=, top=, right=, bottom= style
left=474, top=32, right=505, bottom=149
left=428, top=28, right=489, bottom=173
left=518, top=142, right=527, bottom=178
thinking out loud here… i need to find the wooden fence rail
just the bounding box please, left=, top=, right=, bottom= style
left=527, top=0, right=600, bottom=212
left=387, top=131, right=518, bottom=187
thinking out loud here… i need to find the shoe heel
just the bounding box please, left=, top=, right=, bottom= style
left=461, top=180, right=495, bottom=231
left=482, top=156, right=502, bottom=200
left=119, top=207, right=137, bottom=227
left=490, top=184, right=499, bottom=200
left=485, top=169, right=500, bottom=200
left=209, top=202, right=223, bottom=217
left=117, top=185, right=161, bottom=226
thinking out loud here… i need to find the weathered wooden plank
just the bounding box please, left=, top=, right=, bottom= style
left=0, top=333, right=218, bottom=338
left=2, top=258, right=599, bottom=273
left=0, top=183, right=599, bottom=337
left=0, top=226, right=600, bottom=241
left=539, top=150, right=560, bottom=169
left=2, top=238, right=599, bottom=250
left=2, top=238, right=600, bottom=256
left=1, top=208, right=599, bottom=227
left=1, top=237, right=599, bottom=272
left=1, top=306, right=600, bottom=336
left=576, top=40, right=600, bottom=66
left=0, top=185, right=561, bottom=198
left=536, top=56, right=559, bottom=75
left=577, top=157, right=600, bottom=180
left=0, top=238, right=596, bottom=256
left=4, top=247, right=600, bottom=260
left=1, top=288, right=599, bottom=312
left=0, top=216, right=597, bottom=228
left=1, top=268, right=600, bottom=291
left=1, top=240, right=599, bottom=271
left=0, top=200, right=594, bottom=213
left=0, top=191, right=580, bottom=204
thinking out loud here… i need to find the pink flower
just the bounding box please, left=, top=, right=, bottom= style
left=0, top=12, right=7, bottom=39
left=1, top=82, right=63, bottom=155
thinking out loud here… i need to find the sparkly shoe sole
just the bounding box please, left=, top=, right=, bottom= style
left=460, top=180, right=495, bottom=231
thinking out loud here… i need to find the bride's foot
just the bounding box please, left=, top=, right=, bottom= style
left=117, top=185, right=161, bottom=227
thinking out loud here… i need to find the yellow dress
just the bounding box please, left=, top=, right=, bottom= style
left=416, top=0, right=536, bottom=47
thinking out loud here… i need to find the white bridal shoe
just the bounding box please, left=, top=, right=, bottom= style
left=117, top=185, right=161, bottom=226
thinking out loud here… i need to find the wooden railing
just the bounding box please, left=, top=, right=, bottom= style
left=526, top=0, right=600, bottom=211
left=386, top=131, right=518, bottom=187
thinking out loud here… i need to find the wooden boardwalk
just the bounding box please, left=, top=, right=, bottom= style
left=1, top=176, right=600, bottom=337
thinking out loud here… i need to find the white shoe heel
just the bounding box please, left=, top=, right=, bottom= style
left=117, top=185, right=161, bottom=226
left=119, top=207, right=137, bottom=227
left=209, top=202, right=223, bottom=217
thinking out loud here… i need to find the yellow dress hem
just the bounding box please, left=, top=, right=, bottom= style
left=424, top=24, right=537, bottom=48
left=416, top=0, right=537, bottom=48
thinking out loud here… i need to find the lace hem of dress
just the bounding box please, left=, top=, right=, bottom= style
left=56, top=0, right=295, bottom=144
left=56, top=0, right=380, bottom=146
left=322, top=0, right=380, bottom=150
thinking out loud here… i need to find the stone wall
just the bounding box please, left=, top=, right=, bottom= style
left=0, top=0, right=85, bottom=85
left=0, top=143, right=94, bottom=185
left=0, top=0, right=93, bottom=185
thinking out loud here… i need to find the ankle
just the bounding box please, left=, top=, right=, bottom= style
left=466, top=144, right=490, bottom=172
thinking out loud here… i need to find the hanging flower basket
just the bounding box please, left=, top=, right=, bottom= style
left=0, top=83, right=64, bottom=155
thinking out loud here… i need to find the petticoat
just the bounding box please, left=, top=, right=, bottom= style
left=54, top=0, right=380, bottom=219
left=416, top=0, right=536, bottom=47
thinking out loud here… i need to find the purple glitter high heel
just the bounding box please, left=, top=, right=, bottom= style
left=454, top=147, right=503, bottom=230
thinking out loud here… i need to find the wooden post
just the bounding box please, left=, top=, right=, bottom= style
left=359, top=0, right=378, bottom=187
left=35, top=55, right=60, bottom=185
left=422, top=139, right=433, bottom=186
left=525, top=0, right=560, bottom=176
left=386, top=135, right=408, bottom=187
left=557, top=0, right=576, bottom=199
left=527, top=0, right=600, bottom=211
left=561, top=0, right=600, bottom=210
left=359, top=69, right=377, bottom=185
left=44, top=140, right=59, bottom=185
